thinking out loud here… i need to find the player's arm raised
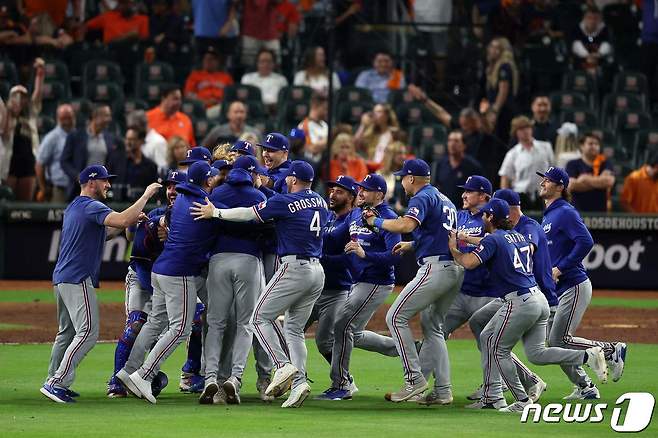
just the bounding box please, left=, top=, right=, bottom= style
left=104, top=183, right=162, bottom=229
left=190, top=197, right=258, bottom=222
left=448, top=230, right=482, bottom=269
left=363, top=213, right=418, bottom=234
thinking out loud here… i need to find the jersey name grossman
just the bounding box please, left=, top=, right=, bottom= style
left=287, top=197, right=328, bottom=213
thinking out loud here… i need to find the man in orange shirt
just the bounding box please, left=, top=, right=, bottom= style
left=620, top=153, right=658, bottom=213
left=147, top=85, right=196, bottom=146
left=84, top=0, right=149, bottom=44
left=184, top=47, right=234, bottom=119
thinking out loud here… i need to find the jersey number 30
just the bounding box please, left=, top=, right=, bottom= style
left=442, top=206, right=458, bottom=231
left=513, top=246, right=532, bottom=273
left=310, top=211, right=321, bottom=237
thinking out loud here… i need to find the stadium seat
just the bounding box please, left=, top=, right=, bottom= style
left=251, top=118, right=275, bottom=137
left=334, top=100, right=372, bottom=126
left=82, top=60, right=124, bottom=93
left=550, top=91, right=589, bottom=113
left=40, top=81, right=70, bottom=117
left=396, top=102, right=437, bottom=129
left=632, top=129, right=658, bottom=166
left=0, top=82, right=10, bottom=100
left=613, top=71, right=648, bottom=94
left=63, top=41, right=111, bottom=80
left=559, top=109, right=599, bottom=129
left=42, top=59, right=70, bottom=83
left=336, top=86, right=373, bottom=104
left=0, top=59, right=18, bottom=87
left=138, top=81, right=177, bottom=107
left=135, top=62, right=175, bottom=96
left=409, top=124, right=448, bottom=163
left=84, top=81, right=125, bottom=104
left=587, top=127, right=620, bottom=151
left=223, top=84, right=262, bottom=104
left=181, top=98, right=207, bottom=121
left=112, top=98, right=148, bottom=130
left=278, top=101, right=311, bottom=132
left=522, top=42, right=568, bottom=93
left=37, top=115, right=56, bottom=136
left=194, top=118, right=216, bottom=146
left=387, top=88, right=415, bottom=108
left=277, top=85, right=313, bottom=104
left=601, top=93, right=646, bottom=128
left=70, top=98, right=93, bottom=125
left=613, top=110, right=652, bottom=154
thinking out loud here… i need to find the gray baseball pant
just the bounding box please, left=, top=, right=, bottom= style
left=306, top=290, right=349, bottom=358
left=419, top=293, right=493, bottom=384
left=125, top=266, right=152, bottom=314
left=387, top=260, right=464, bottom=387
left=548, top=279, right=614, bottom=387
left=480, top=289, right=586, bottom=404
left=47, top=278, right=99, bottom=388
left=251, top=257, right=325, bottom=388
left=123, top=273, right=197, bottom=381
left=330, top=283, right=397, bottom=389
left=204, top=253, right=264, bottom=382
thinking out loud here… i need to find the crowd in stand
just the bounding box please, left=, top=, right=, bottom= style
left=1, top=0, right=658, bottom=213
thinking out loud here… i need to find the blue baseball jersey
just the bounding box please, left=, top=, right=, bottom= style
left=404, top=185, right=457, bottom=261
left=152, top=183, right=219, bottom=277
left=472, top=229, right=537, bottom=297
left=253, top=189, right=328, bottom=258
left=344, top=204, right=401, bottom=285
left=53, top=196, right=113, bottom=287
left=210, top=171, right=267, bottom=258
left=456, top=210, right=493, bottom=297
left=515, top=214, right=558, bottom=306
left=259, top=160, right=292, bottom=254
left=321, top=211, right=353, bottom=291
left=541, top=198, right=594, bottom=296
left=127, top=206, right=168, bottom=293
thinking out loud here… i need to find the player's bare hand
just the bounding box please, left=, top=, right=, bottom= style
left=143, top=182, right=163, bottom=199
left=254, top=174, right=262, bottom=188
left=157, top=225, right=168, bottom=242
left=190, top=197, right=215, bottom=220
left=448, top=230, right=458, bottom=250
left=136, top=212, right=148, bottom=223
left=344, top=241, right=366, bottom=258
left=551, top=267, right=562, bottom=282
left=392, top=241, right=413, bottom=255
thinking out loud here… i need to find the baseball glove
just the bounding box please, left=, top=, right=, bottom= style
left=361, top=205, right=380, bottom=231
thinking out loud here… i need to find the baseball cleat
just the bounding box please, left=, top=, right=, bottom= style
left=256, top=376, right=274, bottom=402
left=129, top=372, right=156, bottom=404
left=499, top=399, right=532, bottom=413
left=608, top=342, right=627, bottom=382
left=199, top=381, right=218, bottom=405
left=107, top=382, right=127, bottom=398
left=563, top=384, right=600, bottom=400
left=223, top=377, right=241, bottom=405
left=389, top=380, right=428, bottom=403
left=348, top=375, right=359, bottom=395
left=467, top=385, right=483, bottom=401
left=527, top=378, right=547, bottom=403
left=40, top=384, right=75, bottom=403
left=465, top=399, right=507, bottom=409
left=188, top=375, right=205, bottom=393
left=65, top=388, right=80, bottom=398
left=585, top=347, right=608, bottom=383
left=116, top=369, right=141, bottom=398
left=266, top=363, right=297, bottom=398
left=151, top=371, right=168, bottom=398
left=281, top=382, right=311, bottom=408
left=417, top=390, right=453, bottom=406
left=213, top=385, right=228, bottom=405
left=314, top=388, right=352, bottom=401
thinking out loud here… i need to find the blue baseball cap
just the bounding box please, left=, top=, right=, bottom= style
left=355, top=173, right=388, bottom=194
left=285, top=160, right=314, bottom=182
left=187, top=161, right=219, bottom=186
left=179, top=146, right=212, bottom=165
left=458, top=175, right=493, bottom=195
left=258, top=132, right=289, bottom=152
left=233, top=155, right=267, bottom=175
left=493, top=189, right=521, bottom=206
left=289, top=128, right=306, bottom=142
left=211, top=159, right=233, bottom=170
left=79, top=165, right=116, bottom=184
left=230, top=140, right=255, bottom=156
left=393, top=158, right=431, bottom=177
left=477, top=198, right=510, bottom=220
left=536, top=166, right=569, bottom=188
left=165, top=170, right=187, bottom=185
left=327, top=175, right=357, bottom=196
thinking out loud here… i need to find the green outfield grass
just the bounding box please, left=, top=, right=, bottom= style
left=0, top=341, right=655, bottom=437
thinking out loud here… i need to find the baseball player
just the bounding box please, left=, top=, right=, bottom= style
left=449, top=198, right=608, bottom=413
left=199, top=156, right=269, bottom=405
left=41, top=165, right=161, bottom=403
left=317, top=174, right=401, bottom=401
left=363, top=159, right=464, bottom=402
left=191, top=160, right=328, bottom=408
left=537, top=167, right=626, bottom=399
left=106, top=170, right=186, bottom=398
left=116, top=161, right=220, bottom=404
left=229, top=139, right=256, bottom=158
left=304, top=175, right=357, bottom=365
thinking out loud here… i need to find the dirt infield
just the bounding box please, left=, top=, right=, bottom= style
left=2, top=280, right=658, bottom=344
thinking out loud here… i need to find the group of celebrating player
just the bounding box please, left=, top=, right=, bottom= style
left=41, top=130, right=627, bottom=413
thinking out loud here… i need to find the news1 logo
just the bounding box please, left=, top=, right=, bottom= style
left=520, top=393, right=655, bottom=432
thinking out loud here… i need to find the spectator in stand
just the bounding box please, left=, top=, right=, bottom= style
left=275, top=0, right=301, bottom=39
left=202, top=101, right=261, bottom=147
left=530, top=94, right=558, bottom=146
left=376, top=141, right=408, bottom=212
left=297, top=93, right=328, bottom=163
left=489, top=0, right=526, bottom=47
left=106, top=126, right=159, bottom=201
left=329, top=133, right=368, bottom=182
left=458, top=108, right=507, bottom=187
left=641, top=0, right=658, bottom=104
left=355, top=50, right=406, bottom=104
left=571, top=6, right=613, bottom=77
left=165, top=135, right=191, bottom=176
left=83, top=0, right=149, bottom=44
left=482, top=36, right=519, bottom=144
left=566, top=132, right=615, bottom=212
left=35, top=104, right=75, bottom=202
left=293, top=46, right=341, bottom=96
left=126, top=109, right=168, bottom=175
left=2, top=11, right=74, bottom=51
left=60, top=103, right=120, bottom=199
left=192, top=0, right=238, bottom=64
left=149, top=0, right=186, bottom=55
left=241, top=48, right=288, bottom=113
left=240, top=0, right=280, bottom=67
left=147, top=84, right=196, bottom=146
left=554, top=122, right=580, bottom=168
left=184, top=46, right=234, bottom=119
left=432, top=130, right=484, bottom=208
left=0, top=58, right=44, bottom=201
left=498, top=115, right=554, bottom=210
left=620, top=153, right=658, bottom=213
left=354, top=103, right=399, bottom=164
